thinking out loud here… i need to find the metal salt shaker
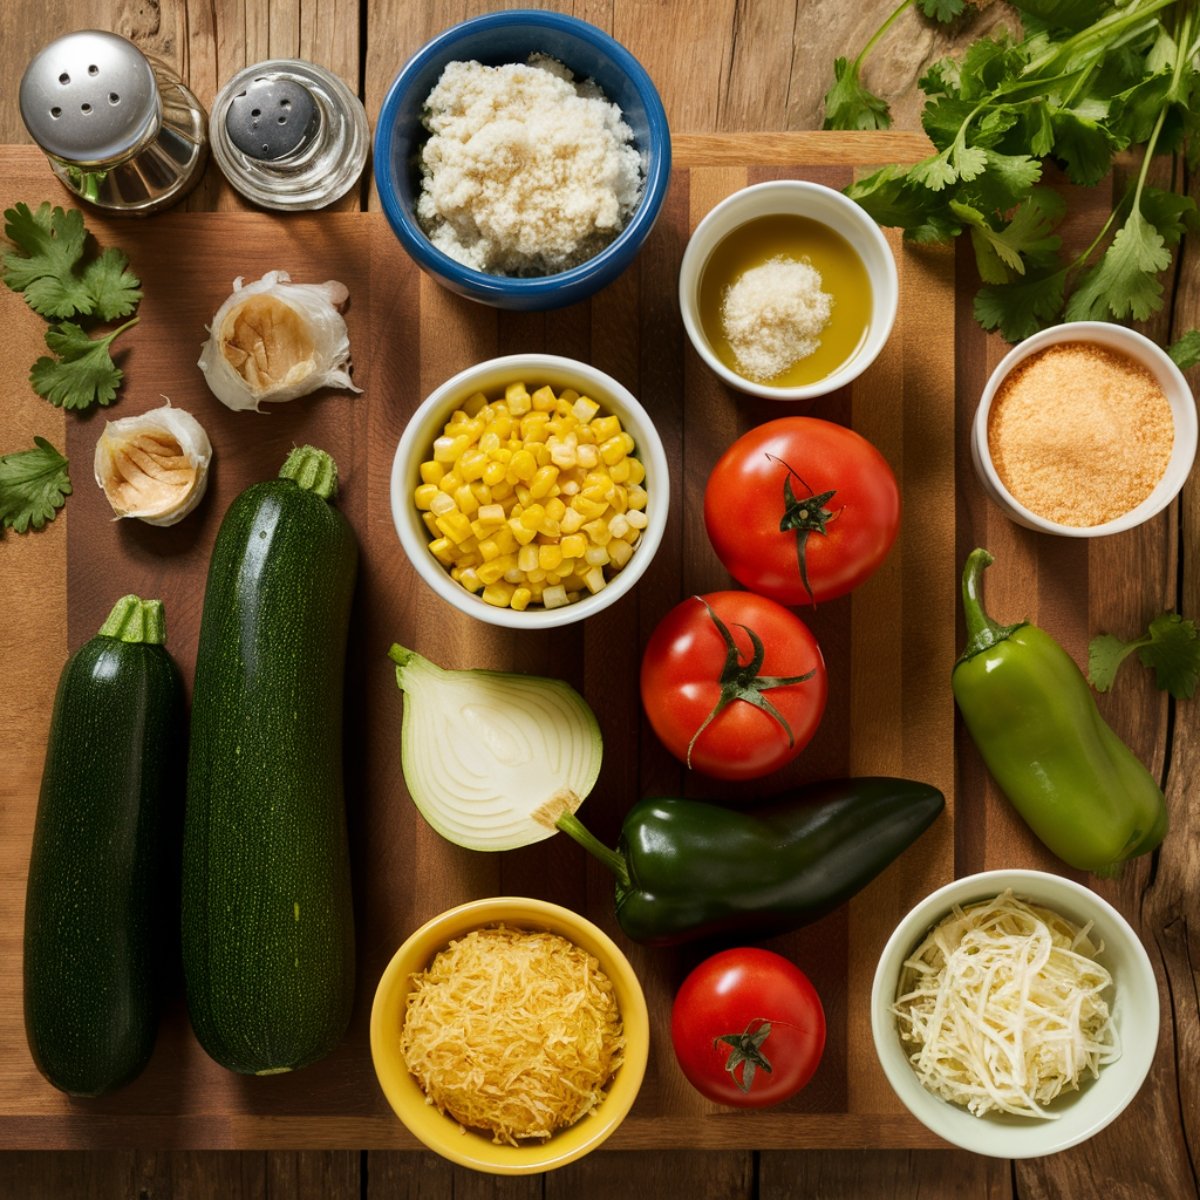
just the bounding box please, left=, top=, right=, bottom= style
left=19, top=30, right=208, bottom=215
left=208, top=60, right=369, bottom=210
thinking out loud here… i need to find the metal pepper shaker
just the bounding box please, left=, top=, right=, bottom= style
left=208, top=60, right=369, bottom=210
left=19, top=30, right=207, bottom=215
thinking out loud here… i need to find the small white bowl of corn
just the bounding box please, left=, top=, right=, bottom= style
left=390, top=353, right=670, bottom=629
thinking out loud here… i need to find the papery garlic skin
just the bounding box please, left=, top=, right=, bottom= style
left=197, top=270, right=361, bottom=412
left=94, top=402, right=213, bottom=527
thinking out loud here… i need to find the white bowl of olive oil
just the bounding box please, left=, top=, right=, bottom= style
left=678, top=181, right=898, bottom=400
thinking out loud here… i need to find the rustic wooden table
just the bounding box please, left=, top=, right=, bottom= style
left=0, top=2, right=1196, bottom=1198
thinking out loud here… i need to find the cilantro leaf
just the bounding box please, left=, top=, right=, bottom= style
left=974, top=268, right=1067, bottom=342
left=1064, top=207, right=1170, bottom=322
left=1168, top=330, right=1200, bottom=369
left=917, top=0, right=966, bottom=21
left=1010, top=0, right=1117, bottom=32
left=823, top=56, right=892, bottom=131
left=0, top=436, right=71, bottom=534
left=1089, top=613, right=1200, bottom=699
left=81, top=247, right=142, bottom=321
left=3, top=202, right=93, bottom=318
left=1049, top=107, right=1123, bottom=186
left=1139, top=186, right=1199, bottom=248
left=953, top=187, right=1065, bottom=283
left=30, top=317, right=138, bottom=411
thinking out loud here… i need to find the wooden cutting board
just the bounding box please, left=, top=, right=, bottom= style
left=0, top=134, right=1124, bottom=1150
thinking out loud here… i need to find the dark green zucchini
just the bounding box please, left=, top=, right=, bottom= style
left=24, top=595, right=184, bottom=1096
left=182, top=445, right=357, bottom=1075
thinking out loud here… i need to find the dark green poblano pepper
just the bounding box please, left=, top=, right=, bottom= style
left=554, top=777, right=944, bottom=945
left=952, top=548, right=1167, bottom=876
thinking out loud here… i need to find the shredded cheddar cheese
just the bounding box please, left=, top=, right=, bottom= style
left=893, top=890, right=1120, bottom=1120
left=400, top=925, right=624, bottom=1144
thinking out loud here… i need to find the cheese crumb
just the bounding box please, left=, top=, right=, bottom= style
left=987, top=343, right=1174, bottom=526
left=416, top=58, right=644, bottom=276
left=720, top=256, right=833, bottom=382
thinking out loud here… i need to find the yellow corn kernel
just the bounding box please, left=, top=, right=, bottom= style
left=542, top=584, right=569, bottom=609
left=519, top=503, right=545, bottom=531
left=606, top=486, right=628, bottom=514
left=525, top=567, right=548, bottom=584
left=481, top=460, right=507, bottom=487
left=514, top=485, right=532, bottom=508
left=437, top=471, right=463, bottom=495
left=453, top=485, right=479, bottom=517
left=462, top=391, right=488, bottom=417
left=433, top=433, right=469, bottom=463
left=428, top=537, right=456, bottom=566
left=520, top=412, right=551, bottom=442
left=576, top=443, right=600, bottom=469
left=538, top=544, right=564, bottom=571
left=592, top=415, right=620, bottom=441
left=583, top=566, right=607, bottom=594
left=482, top=582, right=516, bottom=608
left=627, top=485, right=648, bottom=511
left=490, top=479, right=514, bottom=502
left=560, top=533, right=586, bottom=559
left=584, top=544, right=610, bottom=566
left=510, top=587, right=533, bottom=612
left=583, top=518, right=612, bottom=546
left=422, top=512, right=440, bottom=537
left=599, top=435, right=627, bottom=467
left=477, top=555, right=517, bottom=586
left=507, top=449, right=537, bottom=482
left=486, top=414, right=514, bottom=439
left=608, top=539, right=634, bottom=568
left=626, top=457, right=646, bottom=485
left=572, top=495, right=607, bottom=521
left=544, top=496, right=567, bottom=521
left=609, top=458, right=631, bottom=484
left=529, top=465, right=559, bottom=500
left=561, top=507, right=585, bottom=534
left=507, top=516, right=537, bottom=545
left=477, top=537, right=503, bottom=562
left=429, top=491, right=456, bottom=517
left=490, top=526, right=517, bottom=554
left=505, top=383, right=531, bottom=414
left=479, top=431, right=501, bottom=454
left=457, top=567, right=484, bottom=593
left=419, top=461, right=445, bottom=485
left=608, top=513, right=631, bottom=540
left=458, top=449, right=488, bottom=481
left=475, top=503, right=506, bottom=527
left=560, top=388, right=579, bottom=403
left=626, top=509, right=649, bottom=530
left=447, top=409, right=469, bottom=427
left=517, top=544, right=540, bottom=574
left=572, top=395, right=600, bottom=423
left=531, top=385, right=558, bottom=411
left=414, top=483, right=439, bottom=510
left=435, top=511, right=473, bottom=545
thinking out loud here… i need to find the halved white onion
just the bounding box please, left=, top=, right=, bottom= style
left=197, top=270, right=361, bottom=412
left=94, top=401, right=212, bottom=527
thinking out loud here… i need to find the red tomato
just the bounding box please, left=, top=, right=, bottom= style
left=671, top=947, right=826, bottom=1108
left=704, top=416, right=900, bottom=605
left=640, top=591, right=826, bottom=781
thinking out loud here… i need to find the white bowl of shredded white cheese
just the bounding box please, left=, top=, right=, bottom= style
left=871, top=869, right=1159, bottom=1158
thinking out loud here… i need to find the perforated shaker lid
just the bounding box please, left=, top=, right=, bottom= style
left=20, top=30, right=159, bottom=164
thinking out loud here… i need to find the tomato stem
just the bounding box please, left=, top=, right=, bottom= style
left=768, top=453, right=840, bottom=608
left=715, top=1018, right=774, bottom=1092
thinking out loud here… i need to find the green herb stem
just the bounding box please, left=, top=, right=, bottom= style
left=854, top=0, right=914, bottom=72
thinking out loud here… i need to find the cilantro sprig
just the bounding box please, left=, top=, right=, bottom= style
left=3, top=201, right=141, bottom=412
left=1089, top=612, right=1200, bottom=699
left=824, top=0, right=1200, bottom=343
left=0, top=437, right=71, bottom=535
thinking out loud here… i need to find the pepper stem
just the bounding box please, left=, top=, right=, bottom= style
left=98, top=594, right=166, bottom=645
left=957, top=548, right=1025, bottom=666
left=555, top=811, right=631, bottom=889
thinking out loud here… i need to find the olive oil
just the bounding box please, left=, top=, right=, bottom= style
left=698, top=213, right=872, bottom=388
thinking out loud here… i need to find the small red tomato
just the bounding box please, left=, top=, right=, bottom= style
left=670, top=947, right=826, bottom=1108
left=704, top=416, right=900, bottom=605
left=640, top=591, right=827, bottom=781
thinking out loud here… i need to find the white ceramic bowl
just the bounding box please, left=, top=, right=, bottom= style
left=972, top=322, right=1198, bottom=536
left=677, top=180, right=899, bottom=400
left=871, top=869, right=1159, bottom=1159
left=390, top=353, right=669, bottom=629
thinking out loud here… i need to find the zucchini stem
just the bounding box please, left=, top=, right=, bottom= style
left=99, top=594, right=167, bottom=645
left=279, top=446, right=338, bottom=501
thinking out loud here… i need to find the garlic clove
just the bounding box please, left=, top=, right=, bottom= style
left=197, top=270, right=361, bottom=412
left=94, top=401, right=212, bottom=527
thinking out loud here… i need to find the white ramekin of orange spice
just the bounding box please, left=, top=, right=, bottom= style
left=971, top=322, right=1197, bottom=537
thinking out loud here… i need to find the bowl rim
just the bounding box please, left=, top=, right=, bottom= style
left=368, top=895, right=650, bottom=1174
left=389, top=352, right=670, bottom=629
left=373, top=8, right=672, bottom=301
left=870, top=868, right=1160, bottom=1159
left=971, top=321, right=1199, bottom=537
left=677, top=178, right=900, bottom=401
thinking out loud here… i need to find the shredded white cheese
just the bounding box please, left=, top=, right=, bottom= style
left=417, top=57, right=644, bottom=276
left=720, top=255, right=833, bottom=381
left=893, top=890, right=1120, bottom=1119
left=400, top=925, right=624, bottom=1145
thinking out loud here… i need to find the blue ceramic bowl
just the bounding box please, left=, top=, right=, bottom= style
left=374, top=10, right=671, bottom=311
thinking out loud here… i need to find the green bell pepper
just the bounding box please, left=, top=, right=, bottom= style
left=952, top=547, right=1168, bottom=876
left=555, top=777, right=944, bottom=945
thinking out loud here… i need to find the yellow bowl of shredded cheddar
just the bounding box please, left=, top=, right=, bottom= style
left=370, top=897, right=649, bottom=1174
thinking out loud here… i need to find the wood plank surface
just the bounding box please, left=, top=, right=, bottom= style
left=0, top=0, right=1197, bottom=1196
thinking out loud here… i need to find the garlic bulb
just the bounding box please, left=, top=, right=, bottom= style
left=94, top=402, right=212, bottom=527
left=197, top=270, right=361, bottom=412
